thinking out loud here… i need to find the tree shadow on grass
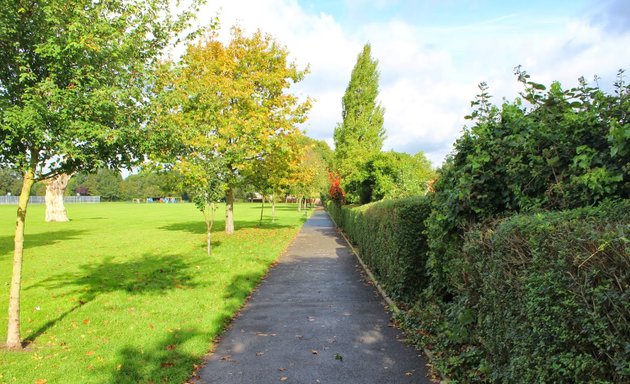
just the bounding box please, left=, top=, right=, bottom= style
left=222, top=270, right=268, bottom=304
left=0, top=229, right=88, bottom=259
left=272, top=205, right=319, bottom=212
left=106, top=274, right=267, bottom=383
left=159, top=221, right=220, bottom=235
left=160, top=219, right=300, bottom=235
left=107, top=270, right=280, bottom=383
left=24, top=253, right=199, bottom=345
left=108, top=328, right=214, bottom=384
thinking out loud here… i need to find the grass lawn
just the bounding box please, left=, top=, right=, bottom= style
left=0, top=201, right=311, bottom=383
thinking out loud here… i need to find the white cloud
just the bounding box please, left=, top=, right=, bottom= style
left=194, top=0, right=630, bottom=168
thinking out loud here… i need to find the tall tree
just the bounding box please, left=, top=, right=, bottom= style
left=154, top=27, right=311, bottom=234
left=0, top=0, right=199, bottom=349
left=250, top=130, right=304, bottom=223
left=288, top=136, right=329, bottom=210
left=333, top=43, right=385, bottom=202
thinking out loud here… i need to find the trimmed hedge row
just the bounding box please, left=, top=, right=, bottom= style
left=327, top=196, right=431, bottom=304
left=468, top=201, right=630, bottom=382
left=328, top=199, right=630, bottom=383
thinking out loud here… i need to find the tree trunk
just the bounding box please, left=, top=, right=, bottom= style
left=225, top=188, right=234, bottom=234
left=206, top=217, right=212, bottom=256
left=45, top=174, right=70, bottom=222
left=259, top=195, right=265, bottom=226
left=204, top=203, right=216, bottom=255
left=6, top=168, right=36, bottom=349
left=271, top=194, right=276, bottom=223
left=297, top=197, right=302, bottom=212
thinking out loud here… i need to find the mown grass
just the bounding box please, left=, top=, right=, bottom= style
left=0, top=202, right=311, bottom=383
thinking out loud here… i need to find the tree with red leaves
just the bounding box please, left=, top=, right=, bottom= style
left=328, top=172, right=346, bottom=205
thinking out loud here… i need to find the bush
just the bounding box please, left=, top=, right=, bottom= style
left=355, top=151, right=435, bottom=204
left=327, top=197, right=431, bottom=304
left=426, top=72, right=630, bottom=300
left=404, top=200, right=630, bottom=383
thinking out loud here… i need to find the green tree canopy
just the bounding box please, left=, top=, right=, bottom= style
left=152, top=27, right=311, bottom=234
left=355, top=151, right=435, bottom=204
left=333, top=43, right=385, bottom=201
left=427, top=68, right=630, bottom=298
left=0, top=0, right=199, bottom=349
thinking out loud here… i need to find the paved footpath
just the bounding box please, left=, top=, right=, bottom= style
left=197, top=210, right=432, bottom=384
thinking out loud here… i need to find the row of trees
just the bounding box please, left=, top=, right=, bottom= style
left=332, top=44, right=435, bottom=203
left=4, top=168, right=189, bottom=201
left=2, top=159, right=331, bottom=205
left=0, top=0, right=327, bottom=349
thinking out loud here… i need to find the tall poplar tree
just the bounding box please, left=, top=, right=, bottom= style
left=333, top=43, right=385, bottom=201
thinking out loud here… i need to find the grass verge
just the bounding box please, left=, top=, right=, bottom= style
left=0, top=202, right=311, bottom=383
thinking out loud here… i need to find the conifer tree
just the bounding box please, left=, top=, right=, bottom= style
left=333, top=43, right=385, bottom=201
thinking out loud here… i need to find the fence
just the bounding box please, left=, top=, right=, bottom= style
left=0, top=196, right=101, bottom=205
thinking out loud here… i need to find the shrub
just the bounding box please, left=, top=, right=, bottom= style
left=356, top=151, right=435, bottom=204
left=328, top=172, right=346, bottom=206
left=426, top=72, right=630, bottom=300
left=404, top=200, right=630, bottom=383
left=327, top=197, right=431, bottom=304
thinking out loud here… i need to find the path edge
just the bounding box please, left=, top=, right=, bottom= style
left=324, top=209, right=449, bottom=384
left=188, top=209, right=316, bottom=383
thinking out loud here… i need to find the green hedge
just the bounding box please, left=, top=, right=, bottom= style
left=403, top=200, right=630, bottom=383
left=329, top=198, right=629, bottom=382
left=327, top=197, right=431, bottom=304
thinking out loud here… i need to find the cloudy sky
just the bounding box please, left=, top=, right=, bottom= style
left=193, top=0, right=630, bottom=167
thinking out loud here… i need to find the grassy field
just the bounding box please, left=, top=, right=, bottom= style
left=0, top=202, right=310, bottom=383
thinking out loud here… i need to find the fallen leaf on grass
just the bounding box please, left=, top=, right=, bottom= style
left=161, top=362, right=174, bottom=368
left=83, top=319, right=90, bottom=325
left=86, top=351, right=95, bottom=356
left=35, top=379, right=47, bottom=384
left=165, top=344, right=177, bottom=351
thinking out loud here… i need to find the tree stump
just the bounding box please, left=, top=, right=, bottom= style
left=45, top=174, right=70, bottom=222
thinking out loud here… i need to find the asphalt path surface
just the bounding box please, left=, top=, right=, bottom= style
left=197, top=209, right=432, bottom=384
